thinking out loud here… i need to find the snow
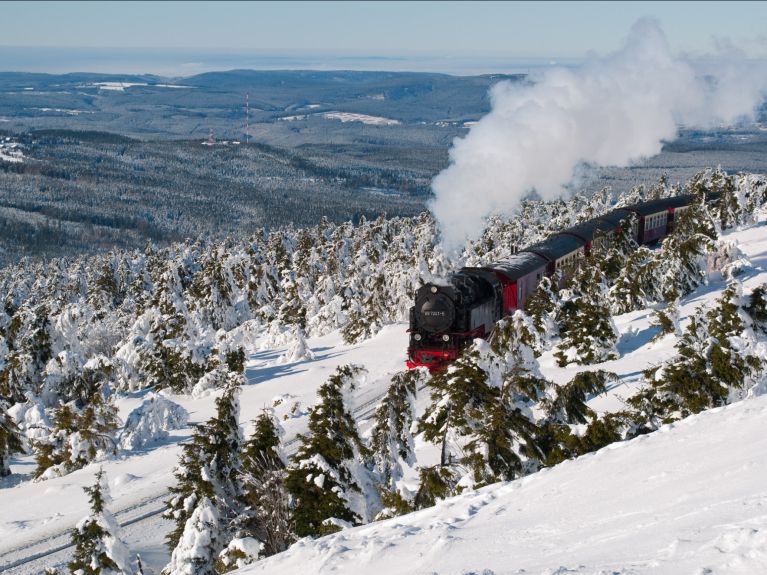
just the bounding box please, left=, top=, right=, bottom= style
left=92, top=82, right=148, bottom=91
left=118, top=395, right=189, bottom=451
left=323, top=112, right=400, bottom=125
left=279, top=111, right=401, bottom=125
left=0, top=139, right=24, bottom=163
left=3, top=214, right=767, bottom=573
left=240, top=395, right=767, bottom=575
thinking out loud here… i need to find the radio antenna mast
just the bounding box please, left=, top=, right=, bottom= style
left=245, top=92, right=249, bottom=144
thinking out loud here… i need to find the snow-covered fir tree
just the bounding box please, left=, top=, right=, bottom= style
left=592, top=212, right=639, bottom=283
left=370, top=369, right=426, bottom=516
left=34, top=388, right=119, bottom=479
left=118, top=394, right=189, bottom=452
left=285, top=365, right=375, bottom=537
left=1, top=401, right=24, bottom=477
left=555, top=264, right=619, bottom=366
left=523, top=276, right=560, bottom=350
left=650, top=298, right=681, bottom=341
left=609, top=246, right=660, bottom=314
left=539, top=370, right=619, bottom=464
left=656, top=188, right=717, bottom=301
left=631, top=281, right=764, bottom=427
left=163, top=379, right=243, bottom=575
left=68, top=469, right=135, bottom=575
left=417, top=339, right=537, bottom=491
left=218, top=410, right=293, bottom=570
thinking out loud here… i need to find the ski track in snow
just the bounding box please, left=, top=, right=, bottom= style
left=3, top=220, right=767, bottom=573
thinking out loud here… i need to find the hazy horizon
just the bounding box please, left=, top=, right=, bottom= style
left=0, top=46, right=586, bottom=78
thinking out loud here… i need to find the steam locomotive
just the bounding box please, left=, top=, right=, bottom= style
left=407, top=192, right=719, bottom=371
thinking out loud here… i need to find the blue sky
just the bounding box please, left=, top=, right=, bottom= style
left=1, top=1, right=765, bottom=75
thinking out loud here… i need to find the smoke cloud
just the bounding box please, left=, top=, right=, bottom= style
left=430, top=19, right=767, bottom=252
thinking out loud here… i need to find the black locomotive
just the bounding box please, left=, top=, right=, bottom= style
left=407, top=192, right=720, bottom=371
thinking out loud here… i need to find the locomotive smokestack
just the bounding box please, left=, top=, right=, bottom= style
left=429, top=19, right=767, bottom=253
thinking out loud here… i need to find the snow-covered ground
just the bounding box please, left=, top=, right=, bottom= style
left=322, top=112, right=400, bottom=125
left=0, top=137, right=24, bottom=163
left=242, top=394, right=767, bottom=575
left=2, top=220, right=767, bottom=573
left=279, top=111, right=401, bottom=125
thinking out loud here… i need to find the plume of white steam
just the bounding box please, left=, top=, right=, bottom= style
left=430, top=19, right=767, bottom=252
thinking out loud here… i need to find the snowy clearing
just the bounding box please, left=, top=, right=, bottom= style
left=323, top=111, right=400, bottom=125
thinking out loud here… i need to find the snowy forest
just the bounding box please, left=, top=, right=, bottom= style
left=2, top=167, right=767, bottom=574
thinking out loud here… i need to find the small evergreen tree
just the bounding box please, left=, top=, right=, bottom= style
left=34, top=389, right=119, bottom=479
left=1, top=402, right=24, bottom=477
left=609, top=246, right=659, bottom=314
left=744, top=283, right=767, bottom=334
left=592, top=213, right=639, bottom=282
left=649, top=298, right=681, bottom=341
left=555, top=265, right=619, bottom=366
left=285, top=365, right=372, bottom=537
left=523, top=276, right=560, bottom=347
left=219, top=410, right=294, bottom=569
left=163, top=380, right=243, bottom=575
left=630, top=282, right=762, bottom=426
left=69, top=469, right=134, bottom=575
left=370, top=369, right=424, bottom=490
left=657, top=189, right=716, bottom=301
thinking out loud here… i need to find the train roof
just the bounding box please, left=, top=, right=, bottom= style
left=481, top=252, right=548, bottom=280
left=625, top=195, right=692, bottom=215
left=522, top=233, right=585, bottom=262
left=560, top=208, right=634, bottom=242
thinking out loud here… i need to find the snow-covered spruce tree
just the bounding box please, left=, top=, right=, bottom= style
left=745, top=284, right=767, bottom=336
left=630, top=281, right=763, bottom=426
left=538, top=370, right=620, bottom=465
left=713, top=170, right=742, bottom=230
left=649, top=298, right=681, bottom=342
left=118, top=394, right=189, bottom=452
left=656, top=188, right=717, bottom=302
left=285, top=365, right=374, bottom=537
left=523, top=275, right=560, bottom=351
left=1, top=401, right=24, bottom=477
left=187, top=244, right=241, bottom=332
left=342, top=272, right=388, bottom=344
left=276, top=325, right=315, bottom=364
left=417, top=343, right=496, bottom=470
left=163, top=380, right=243, bottom=575
left=218, top=410, right=293, bottom=570
left=139, top=265, right=206, bottom=393
left=412, top=464, right=460, bottom=511
left=592, top=212, right=639, bottom=283
left=370, top=369, right=427, bottom=517
left=487, top=311, right=551, bottom=474
left=0, top=303, right=52, bottom=403
left=86, top=257, right=121, bottom=321
left=609, top=246, right=660, bottom=314
left=417, top=339, right=535, bottom=490
left=68, top=469, right=134, bottom=575
left=615, top=184, right=645, bottom=208
left=33, top=389, right=119, bottom=479
left=554, top=264, right=619, bottom=367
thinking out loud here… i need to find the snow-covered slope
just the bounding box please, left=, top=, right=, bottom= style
left=241, top=394, right=767, bottom=575
left=3, top=209, right=767, bottom=574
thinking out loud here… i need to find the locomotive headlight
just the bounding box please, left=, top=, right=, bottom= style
left=414, top=333, right=422, bottom=341
left=442, top=334, right=450, bottom=342
left=431, top=286, right=438, bottom=293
